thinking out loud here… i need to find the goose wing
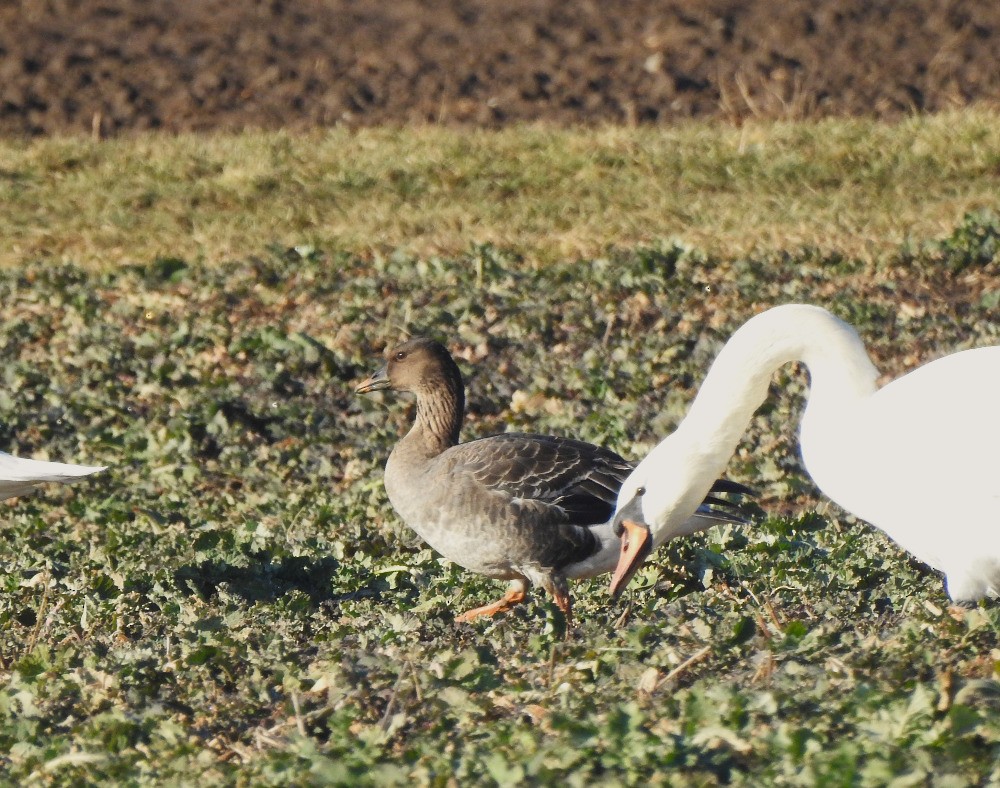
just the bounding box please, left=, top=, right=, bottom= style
left=453, top=432, right=632, bottom=526
left=441, top=432, right=630, bottom=568
left=441, top=432, right=754, bottom=571
left=452, top=433, right=752, bottom=527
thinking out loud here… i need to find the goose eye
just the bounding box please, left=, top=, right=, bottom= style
left=636, top=486, right=646, bottom=497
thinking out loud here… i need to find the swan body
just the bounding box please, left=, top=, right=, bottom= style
left=609, top=304, right=1000, bottom=604
left=0, top=451, right=106, bottom=501
left=357, top=336, right=749, bottom=623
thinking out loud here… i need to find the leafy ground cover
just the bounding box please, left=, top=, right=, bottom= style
left=0, top=204, right=999, bottom=783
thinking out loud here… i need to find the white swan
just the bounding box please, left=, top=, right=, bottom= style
left=609, top=303, right=1000, bottom=605
left=0, top=452, right=106, bottom=501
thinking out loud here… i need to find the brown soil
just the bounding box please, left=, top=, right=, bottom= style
left=1, top=0, right=999, bottom=137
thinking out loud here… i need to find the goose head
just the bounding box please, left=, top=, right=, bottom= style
left=355, top=337, right=461, bottom=396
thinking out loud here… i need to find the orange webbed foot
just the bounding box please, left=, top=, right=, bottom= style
left=455, top=585, right=527, bottom=623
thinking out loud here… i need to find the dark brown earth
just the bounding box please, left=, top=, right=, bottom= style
left=1, top=0, right=999, bottom=137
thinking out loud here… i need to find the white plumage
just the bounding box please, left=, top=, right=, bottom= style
left=0, top=451, right=106, bottom=501
left=610, top=303, right=1000, bottom=604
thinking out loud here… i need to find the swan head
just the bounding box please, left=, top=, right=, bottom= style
left=607, top=434, right=730, bottom=597
left=609, top=486, right=653, bottom=598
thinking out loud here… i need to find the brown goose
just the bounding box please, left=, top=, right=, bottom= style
left=356, top=337, right=749, bottom=624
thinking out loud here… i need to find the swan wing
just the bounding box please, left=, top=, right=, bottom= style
left=864, top=346, right=1000, bottom=492
left=0, top=451, right=107, bottom=501
left=803, top=345, right=1000, bottom=571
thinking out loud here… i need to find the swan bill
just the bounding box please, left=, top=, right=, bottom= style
left=609, top=520, right=652, bottom=599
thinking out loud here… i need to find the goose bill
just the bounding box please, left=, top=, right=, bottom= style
left=355, top=366, right=390, bottom=394
left=609, top=520, right=652, bottom=598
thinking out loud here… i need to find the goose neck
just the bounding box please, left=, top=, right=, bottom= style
left=409, top=378, right=465, bottom=456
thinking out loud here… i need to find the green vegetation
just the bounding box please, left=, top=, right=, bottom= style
left=0, top=109, right=999, bottom=269
left=0, top=118, right=999, bottom=783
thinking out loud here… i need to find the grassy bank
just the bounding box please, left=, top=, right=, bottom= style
left=0, top=109, right=999, bottom=269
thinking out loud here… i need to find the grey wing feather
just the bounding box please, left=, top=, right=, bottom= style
left=454, top=432, right=634, bottom=526
left=440, top=433, right=631, bottom=570
left=441, top=432, right=754, bottom=569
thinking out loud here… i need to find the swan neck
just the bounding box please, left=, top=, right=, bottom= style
left=676, top=305, right=879, bottom=470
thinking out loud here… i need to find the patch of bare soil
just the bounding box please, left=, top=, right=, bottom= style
left=1, top=0, right=998, bottom=136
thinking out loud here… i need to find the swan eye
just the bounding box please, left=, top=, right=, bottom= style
left=636, top=486, right=646, bottom=497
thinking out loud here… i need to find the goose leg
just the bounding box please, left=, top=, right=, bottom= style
left=540, top=576, right=573, bottom=628
left=455, top=579, right=528, bottom=622
left=948, top=599, right=978, bottom=622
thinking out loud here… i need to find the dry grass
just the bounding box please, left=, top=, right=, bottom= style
left=1, top=108, right=999, bottom=269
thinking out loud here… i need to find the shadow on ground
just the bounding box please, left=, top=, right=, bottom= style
left=173, top=553, right=384, bottom=606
